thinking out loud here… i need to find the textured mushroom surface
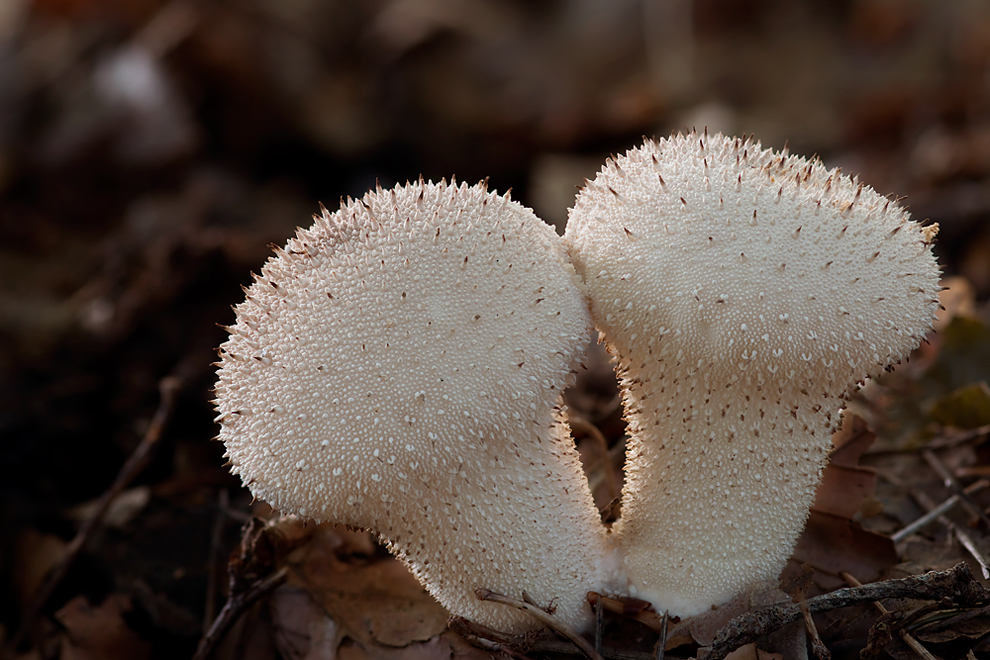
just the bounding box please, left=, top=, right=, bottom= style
left=564, top=133, right=941, bottom=616
left=215, top=180, right=610, bottom=632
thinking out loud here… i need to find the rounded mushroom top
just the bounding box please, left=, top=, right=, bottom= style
left=565, top=132, right=941, bottom=394
left=214, top=180, right=607, bottom=631
left=216, top=179, right=592, bottom=524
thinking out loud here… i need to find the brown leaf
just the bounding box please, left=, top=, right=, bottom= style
left=812, top=415, right=882, bottom=523
left=723, top=643, right=783, bottom=660
left=812, top=463, right=880, bottom=519
left=791, top=511, right=898, bottom=589
left=829, top=414, right=877, bottom=466
left=12, top=529, right=67, bottom=610
left=912, top=609, right=990, bottom=644
left=337, top=634, right=458, bottom=660
left=668, top=586, right=791, bottom=648
left=441, top=628, right=502, bottom=660
left=55, top=594, right=151, bottom=660
left=269, top=585, right=342, bottom=660
left=289, top=528, right=449, bottom=649
left=934, top=276, right=977, bottom=332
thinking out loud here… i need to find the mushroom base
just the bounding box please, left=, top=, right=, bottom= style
left=612, top=390, right=836, bottom=617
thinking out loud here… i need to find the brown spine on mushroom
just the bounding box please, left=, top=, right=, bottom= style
left=563, top=133, right=941, bottom=616
left=215, top=180, right=611, bottom=632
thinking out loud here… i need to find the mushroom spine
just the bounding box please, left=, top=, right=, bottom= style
left=215, top=180, right=612, bottom=632
left=563, top=133, right=941, bottom=617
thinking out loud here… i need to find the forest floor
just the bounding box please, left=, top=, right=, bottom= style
left=1, top=1, right=990, bottom=659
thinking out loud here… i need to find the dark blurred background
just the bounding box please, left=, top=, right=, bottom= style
left=0, top=0, right=988, bottom=656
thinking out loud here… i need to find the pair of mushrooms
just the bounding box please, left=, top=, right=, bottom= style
left=215, top=133, right=941, bottom=633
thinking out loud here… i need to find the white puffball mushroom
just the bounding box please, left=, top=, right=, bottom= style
left=215, top=180, right=611, bottom=632
left=563, top=133, right=941, bottom=617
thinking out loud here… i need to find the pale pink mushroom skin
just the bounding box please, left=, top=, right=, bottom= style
left=215, top=180, right=612, bottom=632
left=564, top=133, right=941, bottom=616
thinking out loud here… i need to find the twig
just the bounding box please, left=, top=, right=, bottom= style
left=701, top=562, right=988, bottom=660
left=449, top=618, right=669, bottom=660
left=192, top=566, right=288, bottom=660
left=530, top=641, right=658, bottom=660
left=892, top=494, right=961, bottom=542
left=203, top=489, right=230, bottom=633
left=653, top=611, right=668, bottom=660
left=447, top=616, right=537, bottom=650
left=194, top=516, right=324, bottom=659
left=133, top=0, right=200, bottom=57
left=922, top=449, right=990, bottom=530
left=955, top=465, right=990, bottom=479
left=909, top=488, right=990, bottom=578
left=476, top=589, right=606, bottom=660
left=8, top=374, right=182, bottom=652
left=595, top=594, right=604, bottom=654
left=891, top=479, right=988, bottom=543
left=799, top=599, right=829, bottom=660
left=842, top=572, right=937, bottom=660
left=925, top=424, right=990, bottom=450
left=860, top=610, right=898, bottom=659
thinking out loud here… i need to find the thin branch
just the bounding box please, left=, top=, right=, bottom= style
left=892, top=494, right=961, bottom=542
left=701, top=563, right=988, bottom=660
left=842, top=572, right=937, bottom=660
left=447, top=616, right=687, bottom=660
left=476, top=589, right=606, bottom=660
left=653, top=611, right=668, bottom=660
left=8, top=373, right=182, bottom=652
left=909, top=488, right=990, bottom=578
left=892, top=479, right=988, bottom=543
left=203, top=489, right=231, bottom=633
left=192, top=566, right=288, bottom=660
left=922, top=449, right=990, bottom=530
left=798, top=599, right=829, bottom=660
left=595, top=593, right=604, bottom=654
left=449, top=617, right=672, bottom=660
left=925, top=424, right=990, bottom=451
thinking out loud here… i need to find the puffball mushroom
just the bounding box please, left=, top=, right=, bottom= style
left=564, top=133, right=941, bottom=617
left=215, top=180, right=612, bottom=633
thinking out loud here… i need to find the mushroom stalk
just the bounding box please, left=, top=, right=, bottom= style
left=215, top=180, right=612, bottom=632
left=563, top=133, right=940, bottom=616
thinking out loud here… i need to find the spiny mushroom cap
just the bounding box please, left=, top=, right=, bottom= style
left=564, top=133, right=940, bottom=616
left=215, top=180, right=610, bottom=632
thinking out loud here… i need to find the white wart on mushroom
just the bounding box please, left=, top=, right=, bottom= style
left=215, top=180, right=611, bottom=632
left=564, top=133, right=941, bottom=617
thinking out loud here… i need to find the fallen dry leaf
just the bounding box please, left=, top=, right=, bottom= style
left=791, top=511, right=898, bottom=590
left=288, top=527, right=449, bottom=649
left=667, top=585, right=792, bottom=649
left=269, top=585, right=341, bottom=660
left=805, top=414, right=890, bottom=574
left=813, top=416, right=883, bottom=518
left=829, top=414, right=878, bottom=464
left=812, top=463, right=881, bottom=519
left=12, top=529, right=67, bottom=610
left=723, top=642, right=784, bottom=660
left=440, top=628, right=501, bottom=660
left=337, top=634, right=460, bottom=660
left=55, top=594, right=151, bottom=660
left=935, top=276, right=977, bottom=331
